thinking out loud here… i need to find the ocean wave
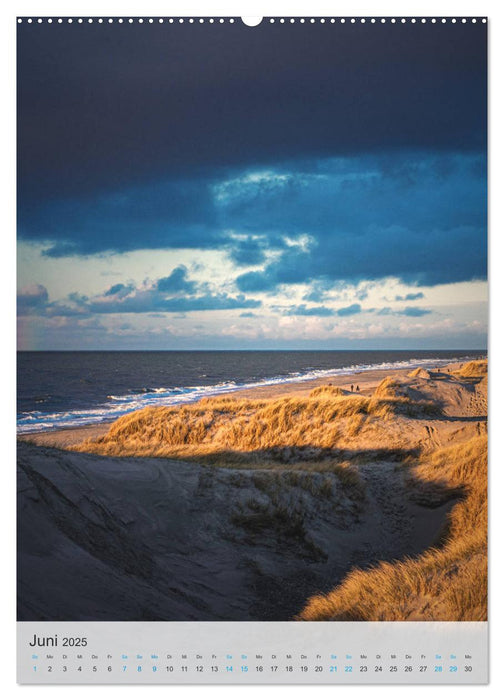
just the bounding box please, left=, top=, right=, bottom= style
left=17, top=354, right=479, bottom=434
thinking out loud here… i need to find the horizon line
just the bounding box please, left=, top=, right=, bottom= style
left=17, top=348, right=488, bottom=353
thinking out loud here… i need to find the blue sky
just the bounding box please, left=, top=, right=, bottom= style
left=17, top=20, right=487, bottom=350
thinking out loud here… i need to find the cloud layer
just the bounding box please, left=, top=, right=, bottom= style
left=18, top=20, right=486, bottom=205
left=19, top=154, right=487, bottom=292
left=17, top=21, right=487, bottom=350
left=17, top=268, right=262, bottom=317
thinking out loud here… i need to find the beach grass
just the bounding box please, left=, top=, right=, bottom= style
left=296, top=435, right=487, bottom=621
left=74, top=385, right=439, bottom=461
left=70, top=359, right=487, bottom=621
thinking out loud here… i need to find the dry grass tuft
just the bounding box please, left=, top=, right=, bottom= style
left=297, top=436, right=487, bottom=621
left=373, top=376, right=408, bottom=399
left=309, top=385, right=345, bottom=398
left=408, top=367, right=431, bottom=379
left=456, top=359, right=488, bottom=377
left=370, top=376, right=439, bottom=418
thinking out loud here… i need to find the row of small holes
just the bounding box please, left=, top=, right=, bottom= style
left=17, top=18, right=235, bottom=24
left=17, top=17, right=487, bottom=24
left=269, top=17, right=486, bottom=24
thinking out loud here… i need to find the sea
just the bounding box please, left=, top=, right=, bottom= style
left=17, top=350, right=486, bottom=434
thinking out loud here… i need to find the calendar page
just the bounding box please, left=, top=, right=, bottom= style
left=16, top=13, right=488, bottom=685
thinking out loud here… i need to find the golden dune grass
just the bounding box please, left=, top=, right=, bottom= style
left=297, top=436, right=487, bottom=621
left=70, top=364, right=486, bottom=621
left=456, top=359, right=488, bottom=377
left=371, top=376, right=439, bottom=415
left=408, top=367, right=431, bottom=379
left=74, top=388, right=438, bottom=461
left=309, top=385, right=345, bottom=397
left=373, top=376, right=409, bottom=398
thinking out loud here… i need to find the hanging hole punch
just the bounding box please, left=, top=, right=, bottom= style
left=241, top=17, right=263, bottom=27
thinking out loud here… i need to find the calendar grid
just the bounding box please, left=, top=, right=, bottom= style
left=18, top=621, right=488, bottom=684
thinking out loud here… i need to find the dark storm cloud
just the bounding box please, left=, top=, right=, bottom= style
left=227, top=237, right=269, bottom=266
left=18, top=20, right=486, bottom=203
left=20, top=179, right=222, bottom=257
left=21, top=151, right=486, bottom=291
left=17, top=20, right=487, bottom=287
left=231, top=153, right=486, bottom=288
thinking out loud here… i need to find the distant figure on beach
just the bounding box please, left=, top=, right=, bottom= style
left=351, top=384, right=354, bottom=392
left=356, top=385, right=360, bottom=392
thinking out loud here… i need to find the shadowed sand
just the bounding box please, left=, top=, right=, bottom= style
left=17, top=359, right=487, bottom=621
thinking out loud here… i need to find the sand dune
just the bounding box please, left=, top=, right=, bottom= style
left=17, top=360, right=487, bottom=621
